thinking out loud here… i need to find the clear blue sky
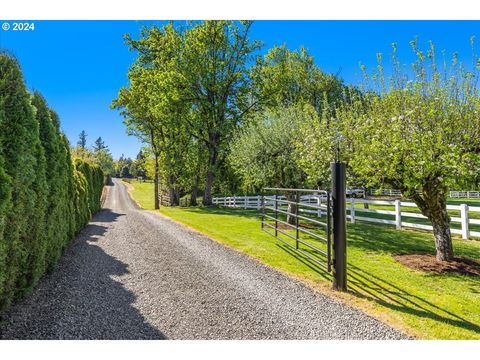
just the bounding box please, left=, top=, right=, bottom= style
left=1, top=20, right=479, bottom=159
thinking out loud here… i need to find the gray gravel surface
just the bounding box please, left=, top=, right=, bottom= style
left=0, top=179, right=408, bottom=339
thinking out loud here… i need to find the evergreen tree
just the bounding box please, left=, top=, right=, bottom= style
left=32, top=93, right=68, bottom=271
left=0, top=53, right=45, bottom=306
left=93, top=137, right=107, bottom=151
left=77, top=130, right=88, bottom=149
left=0, top=144, right=12, bottom=306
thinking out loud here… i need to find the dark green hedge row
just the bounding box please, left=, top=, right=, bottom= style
left=0, top=53, right=104, bottom=311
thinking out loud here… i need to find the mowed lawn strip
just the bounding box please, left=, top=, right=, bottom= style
left=126, top=180, right=480, bottom=340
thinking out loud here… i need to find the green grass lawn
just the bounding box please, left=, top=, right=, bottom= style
left=125, top=180, right=480, bottom=339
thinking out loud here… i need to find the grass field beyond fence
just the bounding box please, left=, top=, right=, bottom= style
left=125, top=180, right=480, bottom=340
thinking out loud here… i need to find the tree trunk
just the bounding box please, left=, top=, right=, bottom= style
left=412, top=180, right=453, bottom=262
left=431, top=216, right=453, bottom=261
left=190, top=173, right=200, bottom=206
left=285, top=192, right=298, bottom=226
left=190, top=186, right=198, bottom=206
left=150, top=128, right=160, bottom=210
left=153, top=153, right=159, bottom=210
left=203, top=169, right=214, bottom=206
left=203, top=144, right=217, bottom=206
left=363, top=187, right=369, bottom=209
left=167, top=174, right=179, bottom=206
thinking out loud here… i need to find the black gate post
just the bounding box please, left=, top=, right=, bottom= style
left=331, top=161, right=347, bottom=291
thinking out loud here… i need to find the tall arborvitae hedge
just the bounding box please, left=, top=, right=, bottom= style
left=0, top=149, right=12, bottom=306
left=0, top=53, right=105, bottom=311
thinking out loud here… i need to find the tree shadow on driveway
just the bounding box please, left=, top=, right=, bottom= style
left=0, top=209, right=166, bottom=340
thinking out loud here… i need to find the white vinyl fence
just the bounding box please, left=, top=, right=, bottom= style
left=369, top=188, right=403, bottom=196
left=449, top=191, right=480, bottom=199
left=212, top=194, right=328, bottom=216
left=370, top=188, right=480, bottom=199
left=212, top=195, right=480, bottom=240
left=348, top=198, right=480, bottom=240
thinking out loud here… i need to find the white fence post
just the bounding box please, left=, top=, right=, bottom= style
left=395, top=200, right=401, bottom=230
left=244, top=195, right=247, bottom=209
left=233, top=196, right=236, bottom=207
left=317, top=196, right=322, bottom=217
left=257, top=195, right=261, bottom=210
left=461, top=204, right=469, bottom=240
left=350, top=198, right=355, bottom=223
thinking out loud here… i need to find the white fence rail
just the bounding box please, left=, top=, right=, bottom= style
left=449, top=191, right=480, bottom=199
left=213, top=195, right=264, bottom=209
left=213, top=195, right=480, bottom=240
left=212, top=194, right=327, bottom=214
left=348, top=198, right=480, bottom=240
left=370, top=188, right=480, bottom=199
left=369, top=188, right=403, bottom=196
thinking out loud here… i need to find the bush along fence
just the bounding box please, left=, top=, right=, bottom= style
left=0, top=53, right=104, bottom=311
left=212, top=195, right=480, bottom=240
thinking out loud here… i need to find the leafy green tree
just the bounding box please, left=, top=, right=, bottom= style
left=112, top=65, right=163, bottom=208
left=114, top=21, right=261, bottom=206
left=93, top=148, right=115, bottom=176
left=130, top=150, right=147, bottom=179
left=251, top=45, right=345, bottom=114
left=303, top=39, right=480, bottom=261
left=229, top=106, right=310, bottom=224
left=91, top=137, right=114, bottom=176
left=179, top=21, right=262, bottom=205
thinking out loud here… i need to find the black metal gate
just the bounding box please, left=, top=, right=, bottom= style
left=261, top=188, right=332, bottom=271
left=260, top=162, right=347, bottom=290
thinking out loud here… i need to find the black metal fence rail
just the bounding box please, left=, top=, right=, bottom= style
left=261, top=187, right=332, bottom=271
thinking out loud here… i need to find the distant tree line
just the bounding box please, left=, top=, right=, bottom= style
left=0, top=52, right=104, bottom=311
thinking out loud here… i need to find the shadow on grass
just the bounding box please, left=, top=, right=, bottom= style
left=266, top=222, right=480, bottom=336
left=347, top=223, right=480, bottom=260
left=275, top=240, right=480, bottom=335
left=347, top=263, right=480, bottom=335
left=275, top=243, right=332, bottom=283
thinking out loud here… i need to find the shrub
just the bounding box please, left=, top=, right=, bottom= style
left=0, top=53, right=105, bottom=311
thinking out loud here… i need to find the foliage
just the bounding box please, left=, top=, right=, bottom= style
left=229, top=106, right=311, bottom=192
left=251, top=45, right=345, bottom=114
left=71, top=133, right=115, bottom=176
left=299, top=39, right=480, bottom=261
left=93, top=148, right=115, bottom=176
left=113, top=21, right=262, bottom=206
left=0, top=53, right=104, bottom=311
left=77, top=130, right=87, bottom=149
left=93, top=136, right=107, bottom=151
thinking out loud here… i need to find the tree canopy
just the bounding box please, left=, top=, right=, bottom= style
left=298, top=38, right=480, bottom=261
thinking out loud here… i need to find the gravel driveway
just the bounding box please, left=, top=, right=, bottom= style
left=0, top=179, right=408, bottom=339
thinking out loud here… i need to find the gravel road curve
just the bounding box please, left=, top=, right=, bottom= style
left=0, top=179, right=408, bottom=339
